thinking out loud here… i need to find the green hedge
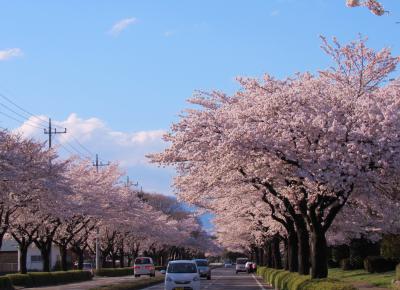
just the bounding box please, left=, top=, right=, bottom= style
left=6, top=273, right=33, bottom=287
left=257, top=267, right=356, bottom=290
left=95, top=267, right=134, bottom=277
left=396, top=263, right=400, bottom=281
left=89, top=276, right=164, bottom=290
left=0, top=276, right=14, bottom=290
left=5, top=270, right=92, bottom=288
left=363, top=256, right=396, bottom=273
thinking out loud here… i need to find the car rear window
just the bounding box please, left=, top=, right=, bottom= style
left=195, top=260, right=208, bottom=267
left=135, top=258, right=152, bottom=265
left=236, top=258, right=248, bottom=264
left=167, top=263, right=197, bottom=273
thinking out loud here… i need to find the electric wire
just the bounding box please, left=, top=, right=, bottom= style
left=0, top=94, right=49, bottom=127
left=0, top=110, right=45, bottom=130
left=0, top=92, right=95, bottom=159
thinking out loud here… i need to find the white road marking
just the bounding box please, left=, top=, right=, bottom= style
left=252, top=274, right=267, bottom=290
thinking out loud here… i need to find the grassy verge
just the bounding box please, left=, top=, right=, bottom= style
left=89, top=276, right=164, bottom=290
left=329, top=268, right=395, bottom=288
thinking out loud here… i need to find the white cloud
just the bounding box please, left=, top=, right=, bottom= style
left=270, top=10, right=280, bottom=16
left=14, top=113, right=174, bottom=195
left=163, top=30, right=176, bottom=37
left=0, top=48, right=23, bottom=61
left=108, top=17, right=138, bottom=36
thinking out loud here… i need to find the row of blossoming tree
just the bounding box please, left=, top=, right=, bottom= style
left=149, top=37, right=400, bottom=278
left=0, top=130, right=218, bottom=274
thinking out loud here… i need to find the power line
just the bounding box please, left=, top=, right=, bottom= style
left=0, top=93, right=49, bottom=127
left=0, top=111, right=44, bottom=129
left=0, top=102, right=46, bottom=128
left=71, top=136, right=94, bottom=157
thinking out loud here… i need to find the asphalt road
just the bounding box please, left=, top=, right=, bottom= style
left=143, top=267, right=272, bottom=290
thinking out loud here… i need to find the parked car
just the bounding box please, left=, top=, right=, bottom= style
left=193, top=258, right=211, bottom=280
left=235, top=257, right=248, bottom=274
left=245, top=261, right=256, bottom=273
left=82, top=262, right=94, bottom=276
left=224, top=261, right=232, bottom=268
left=133, top=257, right=155, bottom=277
left=164, top=260, right=200, bottom=290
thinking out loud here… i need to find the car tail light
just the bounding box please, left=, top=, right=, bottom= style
left=145, top=266, right=154, bottom=270
left=134, top=266, right=141, bottom=269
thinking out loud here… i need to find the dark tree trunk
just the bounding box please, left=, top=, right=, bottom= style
left=19, top=246, right=28, bottom=274
left=295, top=218, right=310, bottom=275
left=283, top=238, right=289, bottom=270
left=78, top=250, right=84, bottom=269
left=60, top=245, right=68, bottom=271
left=119, top=248, right=124, bottom=268
left=265, top=243, right=273, bottom=268
left=112, top=254, right=116, bottom=268
left=287, top=230, right=299, bottom=272
left=310, top=229, right=328, bottom=278
left=41, top=247, right=51, bottom=272
left=271, top=235, right=282, bottom=269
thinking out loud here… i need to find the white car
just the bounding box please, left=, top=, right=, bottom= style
left=133, top=257, right=155, bottom=277
left=235, top=258, right=248, bottom=274
left=165, top=260, right=200, bottom=290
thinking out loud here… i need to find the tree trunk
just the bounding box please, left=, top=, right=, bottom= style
left=41, top=247, right=51, bottom=272
left=287, top=230, right=299, bottom=272
left=119, top=248, right=124, bottom=268
left=19, top=246, right=28, bottom=274
left=265, top=243, right=273, bottom=268
left=295, top=218, right=310, bottom=275
left=60, top=245, right=68, bottom=271
left=310, top=229, right=328, bottom=278
left=283, top=238, right=289, bottom=270
left=78, top=250, right=84, bottom=269
left=271, top=235, right=282, bottom=269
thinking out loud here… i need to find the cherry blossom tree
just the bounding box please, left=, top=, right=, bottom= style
left=150, top=36, right=400, bottom=278
left=346, top=0, right=385, bottom=15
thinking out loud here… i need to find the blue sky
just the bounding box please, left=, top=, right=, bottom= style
left=0, top=0, right=399, bottom=229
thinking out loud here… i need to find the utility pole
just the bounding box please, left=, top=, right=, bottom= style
left=43, top=118, right=67, bottom=149
left=92, top=154, right=110, bottom=271
left=125, top=176, right=139, bottom=188
left=92, top=154, right=110, bottom=173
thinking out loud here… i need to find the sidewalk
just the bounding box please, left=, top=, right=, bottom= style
left=22, top=274, right=160, bottom=290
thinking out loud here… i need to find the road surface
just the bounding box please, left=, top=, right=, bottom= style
left=143, top=267, right=271, bottom=290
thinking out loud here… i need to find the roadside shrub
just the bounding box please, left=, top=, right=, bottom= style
left=396, top=263, right=400, bottom=281
left=381, top=235, right=400, bottom=262
left=340, top=258, right=353, bottom=270
left=89, top=276, right=164, bottom=290
left=331, top=245, right=350, bottom=264
left=29, top=272, right=55, bottom=287
left=350, top=256, right=364, bottom=269
left=327, top=259, right=339, bottom=268
left=95, top=267, right=134, bottom=277
left=6, top=273, right=33, bottom=287
left=0, top=277, right=14, bottom=290
left=27, top=270, right=92, bottom=287
left=256, top=267, right=356, bottom=290
left=364, top=256, right=396, bottom=273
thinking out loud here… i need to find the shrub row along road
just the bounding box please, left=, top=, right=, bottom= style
left=143, top=267, right=271, bottom=290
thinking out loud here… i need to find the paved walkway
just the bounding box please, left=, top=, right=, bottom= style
left=23, top=274, right=160, bottom=290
